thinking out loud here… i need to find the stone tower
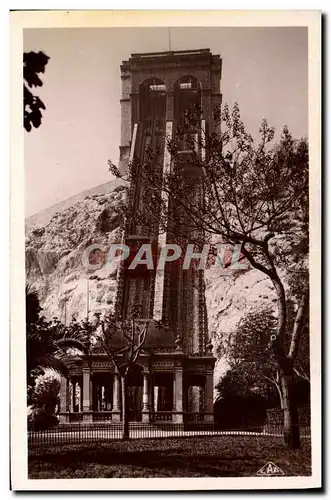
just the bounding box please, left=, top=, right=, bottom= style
left=115, top=49, right=222, bottom=421
left=59, top=50, right=222, bottom=426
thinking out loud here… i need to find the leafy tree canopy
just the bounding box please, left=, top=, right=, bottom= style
left=23, top=51, right=49, bottom=131
left=108, top=104, right=309, bottom=448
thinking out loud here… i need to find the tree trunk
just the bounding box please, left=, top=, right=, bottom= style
left=121, top=376, right=130, bottom=440
left=280, top=367, right=301, bottom=449
left=272, top=275, right=301, bottom=449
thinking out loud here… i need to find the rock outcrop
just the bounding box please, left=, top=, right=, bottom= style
left=26, top=181, right=280, bottom=386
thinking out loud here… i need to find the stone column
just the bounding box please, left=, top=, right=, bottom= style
left=96, top=383, right=101, bottom=411
left=69, top=380, right=73, bottom=412
left=77, top=382, right=82, bottom=412
left=100, top=384, right=104, bottom=411
left=72, top=379, right=76, bottom=412
left=112, top=372, right=121, bottom=421
left=173, top=366, right=183, bottom=423
left=105, top=384, right=111, bottom=410
left=188, top=386, right=200, bottom=413
left=89, top=377, right=93, bottom=411
left=165, top=90, right=174, bottom=121
left=154, top=385, right=159, bottom=412
left=204, top=370, right=214, bottom=423
left=118, top=67, right=132, bottom=175
left=201, top=88, right=211, bottom=122
left=82, top=365, right=92, bottom=422
left=142, top=371, right=150, bottom=422
left=59, top=375, right=69, bottom=424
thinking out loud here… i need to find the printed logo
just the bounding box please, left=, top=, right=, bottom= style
left=256, top=462, right=285, bottom=476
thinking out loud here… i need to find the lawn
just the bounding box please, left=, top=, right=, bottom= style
left=28, top=436, right=311, bottom=478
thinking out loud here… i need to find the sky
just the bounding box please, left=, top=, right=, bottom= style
left=24, top=27, right=308, bottom=216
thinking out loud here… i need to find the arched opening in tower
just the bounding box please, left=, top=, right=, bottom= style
left=132, top=78, right=167, bottom=224
left=174, top=75, right=201, bottom=155
left=139, top=77, right=166, bottom=152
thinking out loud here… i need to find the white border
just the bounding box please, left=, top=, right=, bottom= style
left=10, top=10, right=321, bottom=491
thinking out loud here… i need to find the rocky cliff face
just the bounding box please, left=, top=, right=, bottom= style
left=26, top=180, right=126, bottom=324
left=26, top=181, right=278, bottom=386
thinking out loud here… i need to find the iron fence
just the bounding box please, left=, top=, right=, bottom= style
left=28, top=422, right=311, bottom=448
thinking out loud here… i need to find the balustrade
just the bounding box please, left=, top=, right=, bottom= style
left=150, top=411, right=173, bottom=422
left=92, top=411, right=113, bottom=422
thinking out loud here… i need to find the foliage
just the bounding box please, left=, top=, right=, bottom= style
left=26, top=287, right=91, bottom=390
left=30, top=368, right=60, bottom=411
left=216, top=308, right=278, bottom=403
left=24, top=51, right=49, bottom=131
left=109, top=102, right=308, bottom=261
left=28, top=368, right=60, bottom=430
left=214, top=390, right=267, bottom=430
left=226, top=309, right=278, bottom=374
left=216, top=306, right=310, bottom=405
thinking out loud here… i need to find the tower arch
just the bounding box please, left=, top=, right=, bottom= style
left=138, top=77, right=167, bottom=149
left=174, top=75, right=202, bottom=154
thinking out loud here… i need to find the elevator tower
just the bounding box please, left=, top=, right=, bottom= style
left=115, top=49, right=222, bottom=422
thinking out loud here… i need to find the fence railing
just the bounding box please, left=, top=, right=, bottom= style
left=28, top=422, right=311, bottom=448
left=63, top=411, right=208, bottom=424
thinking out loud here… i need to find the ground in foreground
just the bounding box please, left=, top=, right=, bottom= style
left=29, top=436, right=311, bottom=479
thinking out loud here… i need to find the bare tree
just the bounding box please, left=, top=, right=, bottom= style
left=94, top=305, right=150, bottom=439
left=109, top=102, right=309, bottom=449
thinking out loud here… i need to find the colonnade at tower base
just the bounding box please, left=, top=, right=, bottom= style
left=59, top=350, right=215, bottom=427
